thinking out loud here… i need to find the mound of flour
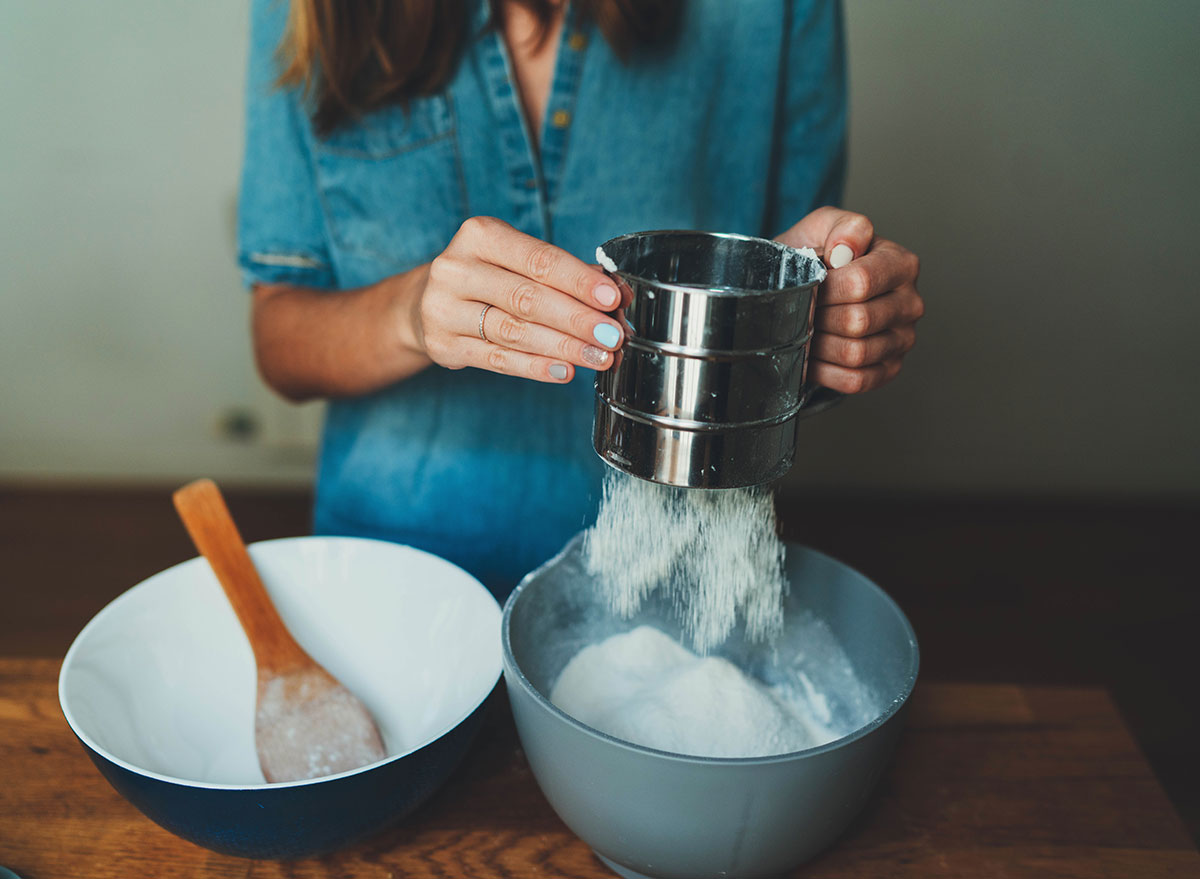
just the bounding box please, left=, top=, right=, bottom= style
left=550, top=626, right=836, bottom=758
left=583, top=471, right=788, bottom=652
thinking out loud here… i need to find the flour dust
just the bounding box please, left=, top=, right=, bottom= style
left=582, top=470, right=788, bottom=653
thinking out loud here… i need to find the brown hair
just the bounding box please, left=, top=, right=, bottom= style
left=278, top=0, right=681, bottom=135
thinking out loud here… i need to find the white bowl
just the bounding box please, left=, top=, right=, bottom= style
left=59, top=536, right=501, bottom=857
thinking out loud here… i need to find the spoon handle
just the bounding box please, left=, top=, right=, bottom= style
left=173, top=479, right=311, bottom=676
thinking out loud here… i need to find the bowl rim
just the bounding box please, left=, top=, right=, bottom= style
left=58, top=534, right=502, bottom=791
left=501, top=537, right=920, bottom=766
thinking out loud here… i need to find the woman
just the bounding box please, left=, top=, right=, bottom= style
left=238, top=0, right=924, bottom=598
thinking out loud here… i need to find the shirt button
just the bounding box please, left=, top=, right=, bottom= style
left=567, top=32, right=587, bottom=51
left=551, top=109, right=572, bottom=129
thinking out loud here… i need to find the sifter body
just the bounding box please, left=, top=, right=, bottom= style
left=593, top=230, right=839, bottom=489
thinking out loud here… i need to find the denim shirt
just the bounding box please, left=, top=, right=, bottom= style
left=238, top=0, right=846, bottom=599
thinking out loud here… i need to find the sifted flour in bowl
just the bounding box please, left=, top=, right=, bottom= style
left=550, top=625, right=839, bottom=758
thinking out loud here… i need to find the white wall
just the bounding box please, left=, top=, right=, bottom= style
left=1, top=1, right=1197, bottom=496
left=0, top=0, right=315, bottom=484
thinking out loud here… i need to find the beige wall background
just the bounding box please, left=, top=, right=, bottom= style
left=786, top=0, right=1200, bottom=498
left=2, top=1, right=1197, bottom=497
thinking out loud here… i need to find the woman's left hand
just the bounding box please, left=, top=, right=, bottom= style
left=776, top=207, right=924, bottom=394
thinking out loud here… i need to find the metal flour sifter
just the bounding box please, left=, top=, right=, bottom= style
left=593, top=230, right=841, bottom=489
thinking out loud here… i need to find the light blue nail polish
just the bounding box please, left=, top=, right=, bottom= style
left=593, top=323, right=620, bottom=348
left=549, top=363, right=568, bottom=380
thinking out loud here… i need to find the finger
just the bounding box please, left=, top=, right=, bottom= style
left=815, top=284, right=924, bottom=338
left=472, top=262, right=625, bottom=351
left=810, top=325, right=916, bottom=369
left=776, top=206, right=875, bottom=268
left=474, top=302, right=614, bottom=370
left=591, top=264, right=636, bottom=309
left=809, top=356, right=905, bottom=395
left=820, top=239, right=921, bottom=305
left=455, top=216, right=620, bottom=310
left=457, top=337, right=577, bottom=384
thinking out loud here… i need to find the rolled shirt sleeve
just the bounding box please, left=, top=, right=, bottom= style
left=765, top=0, right=849, bottom=236
left=236, top=0, right=336, bottom=290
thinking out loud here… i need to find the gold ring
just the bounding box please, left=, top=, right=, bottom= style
left=478, top=303, right=493, bottom=342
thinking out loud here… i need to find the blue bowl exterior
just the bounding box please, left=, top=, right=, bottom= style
left=72, top=701, right=488, bottom=859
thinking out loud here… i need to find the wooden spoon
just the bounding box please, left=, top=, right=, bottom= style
left=173, top=479, right=387, bottom=783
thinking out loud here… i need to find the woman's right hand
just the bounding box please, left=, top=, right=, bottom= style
left=413, top=216, right=625, bottom=383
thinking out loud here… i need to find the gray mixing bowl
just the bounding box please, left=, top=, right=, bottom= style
left=502, top=534, right=918, bottom=879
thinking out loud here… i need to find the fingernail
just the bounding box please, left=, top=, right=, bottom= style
left=594, top=284, right=619, bottom=308
left=593, top=323, right=621, bottom=348
left=582, top=345, right=610, bottom=366
left=549, top=363, right=568, bottom=380
left=829, top=243, right=854, bottom=269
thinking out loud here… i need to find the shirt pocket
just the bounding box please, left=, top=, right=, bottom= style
left=312, top=95, right=466, bottom=272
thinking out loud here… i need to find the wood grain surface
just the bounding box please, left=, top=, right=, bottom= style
left=4, top=486, right=1198, bottom=840
left=1, top=660, right=1196, bottom=879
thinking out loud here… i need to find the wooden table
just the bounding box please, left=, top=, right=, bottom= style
left=1, top=659, right=1196, bottom=878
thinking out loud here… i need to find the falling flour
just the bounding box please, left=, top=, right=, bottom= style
left=550, top=626, right=837, bottom=757
left=583, top=470, right=788, bottom=652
